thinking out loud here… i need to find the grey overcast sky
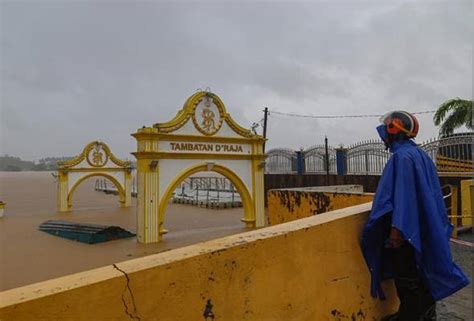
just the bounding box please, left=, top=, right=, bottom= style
left=1, top=0, right=472, bottom=161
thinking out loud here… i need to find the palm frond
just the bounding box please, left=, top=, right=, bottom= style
left=466, top=102, right=473, bottom=130
left=434, top=98, right=473, bottom=135
left=433, top=98, right=460, bottom=125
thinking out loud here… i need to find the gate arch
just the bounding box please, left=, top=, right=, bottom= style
left=67, top=172, right=126, bottom=208
left=158, top=162, right=253, bottom=235
left=57, top=141, right=133, bottom=212
left=132, top=91, right=266, bottom=243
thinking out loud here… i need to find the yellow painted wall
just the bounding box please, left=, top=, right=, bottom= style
left=461, top=179, right=473, bottom=226
left=268, top=189, right=374, bottom=225
left=0, top=203, right=397, bottom=321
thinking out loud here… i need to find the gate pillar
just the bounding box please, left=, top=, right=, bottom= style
left=135, top=157, right=162, bottom=243
left=124, top=170, right=133, bottom=207
left=57, top=171, right=69, bottom=212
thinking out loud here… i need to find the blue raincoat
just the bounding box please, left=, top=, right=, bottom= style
left=361, top=139, right=469, bottom=301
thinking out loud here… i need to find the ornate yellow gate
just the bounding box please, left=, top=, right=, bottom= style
left=57, top=141, right=133, bottom=212
left=132, top=91, right=266, bottom=243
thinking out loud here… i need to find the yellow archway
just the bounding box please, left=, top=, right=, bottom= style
left=157, top=162, right=254, bottom=235
left=67, top=173, right=126, bottom=209
left=57, top=141, right=133, bottom=212
left=132, top=91, right=266, bottom=243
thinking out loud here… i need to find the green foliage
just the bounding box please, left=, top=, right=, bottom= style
left=4, top=164, right=23, bottom=172
left=0, top=155, right=73, bottom=171
left=35, top=157, right=72, bottom=171
left=433, top=98, right=473, bottom=136
left=0, top=155, right=35, bottom=171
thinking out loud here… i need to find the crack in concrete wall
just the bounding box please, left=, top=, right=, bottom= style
left=113, top=264, right=142, bottom=321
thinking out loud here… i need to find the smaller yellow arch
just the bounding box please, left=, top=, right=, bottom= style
left=157, top=162, right=255, bottom=235
left=67, top=173, right=126, bottom=209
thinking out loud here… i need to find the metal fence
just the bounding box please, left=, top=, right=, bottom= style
left=421, top=133, right=473, bottom=173
left=186, top=176, right=236, bottom=192
left=265, top=148, right=297, bottom=174
left=304, top=145, right=337, bottom=174
left=266, top=132, right=473, bottom=175
left=346, top=140, right=390, bottom=175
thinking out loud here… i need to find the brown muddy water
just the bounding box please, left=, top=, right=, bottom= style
left=0, top=171, right=248, bottom=291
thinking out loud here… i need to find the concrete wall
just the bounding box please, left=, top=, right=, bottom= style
left=268, top=187, right=374, bottom=225
left=461, top=179, right=473, bottom=226
left=0, top=203, right=397, bottom=321
left=264, top=173, right=471, bottom=207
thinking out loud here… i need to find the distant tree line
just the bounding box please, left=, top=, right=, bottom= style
left=0, top=155, right=73, bottom=171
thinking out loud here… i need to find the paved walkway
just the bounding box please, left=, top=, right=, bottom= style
left=438, top=233, right=473, bottom=320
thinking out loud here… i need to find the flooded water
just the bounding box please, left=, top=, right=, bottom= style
left=0, top=171, right=248, bottom=291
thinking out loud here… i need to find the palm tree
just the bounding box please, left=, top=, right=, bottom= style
left=433, top=98, right=473, bottom=136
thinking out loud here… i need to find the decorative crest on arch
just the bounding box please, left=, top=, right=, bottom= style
left=58, top=141, right=132, bottom=169
left=153, top=91, right=258, bottom=138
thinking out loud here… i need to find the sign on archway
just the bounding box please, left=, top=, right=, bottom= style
left=132, top=91, right=266, bottom=243
left=57, top=141, right=133, bottom=212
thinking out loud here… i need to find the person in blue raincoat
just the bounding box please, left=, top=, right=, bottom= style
left=361, top=111, right=469, bottom=321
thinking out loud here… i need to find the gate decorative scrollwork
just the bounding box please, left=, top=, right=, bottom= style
left=265, top=148, right=297, bottom=174
left=346, top=140, right=390, bottom=175
left=421, top=133, right=473, bottom=172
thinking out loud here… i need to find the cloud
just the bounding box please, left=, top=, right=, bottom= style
left=1, top=0, right=471, bottom=160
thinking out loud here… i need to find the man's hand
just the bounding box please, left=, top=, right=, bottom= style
left=389, top=227, right=404, bottom=248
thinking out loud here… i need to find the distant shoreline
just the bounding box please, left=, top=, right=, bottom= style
left=0, top=170, right=57, bottom=172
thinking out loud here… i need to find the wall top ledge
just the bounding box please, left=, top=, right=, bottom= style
left=0, top=202, right=373, bottom=308
left=269, top=184, right=370, bottom=194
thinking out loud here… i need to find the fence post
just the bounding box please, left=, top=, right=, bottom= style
left=364, top=150, right=369, bottom=175
left=296, top=150, right=305, bottom=175
left=450, top=185, right=459, bottom=238
left=324, top=137, right=330, bottom=184
left=336, top=147, right=347, bottom=175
